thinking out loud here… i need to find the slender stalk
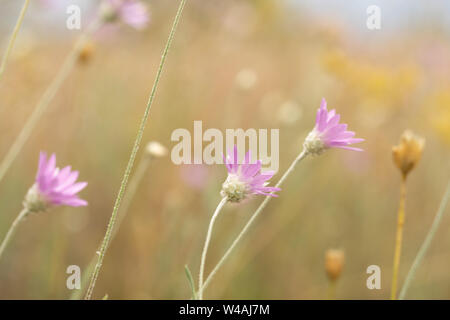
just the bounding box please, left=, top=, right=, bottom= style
left=327, top=280, right=336, bottom=300
left=0, top=0, right=30, bottom=82
left=0, top=208, right=29, bottom=261
left=198, top=197, right=227, bottom=300
left=399, top=181, right=450, bottom=299
left=185, top=265, right=197, bottom=300
left=198, top=149, right=309, bottom=296
left=0, top=19, right=101, bottom=185
left=391, top=175, right=407, bottom=300
left=84, top=0, right=187, bottom=300
left=70, top=155, right=152, bottom=300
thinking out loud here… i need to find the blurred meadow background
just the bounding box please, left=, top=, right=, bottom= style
left=0, top=0, right=450, bottom=299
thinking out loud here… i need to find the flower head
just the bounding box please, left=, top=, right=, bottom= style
left=304, top=98, right=364, bottom=155
left=24, top=152, right=88, bottom=213
left=100, top=0, right=149, bottom=30
left=220, top=146, right=280, bottom=203
left=392, top=130, right=425, bottom=178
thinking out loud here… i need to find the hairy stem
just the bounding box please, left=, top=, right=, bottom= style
left=0, top=208, right=29, bottom=261
left=0, top=0, right=30, bottom=81
left=84, top=0, right=187, bottom=300
left=198, top=197, right=227, bottom=300
left=391, top=175, right=407, bottom=300
left=70, top=154, right=152, bottom=300
left=399, top=181, right=450, bottom=299
left=0, top=19, right=101, bottom=185
left=198, top=149, right=309, bottom=296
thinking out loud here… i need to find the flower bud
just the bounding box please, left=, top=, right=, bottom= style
left=392, top=130, right=425, bottom=178
left=145, top=141, right=168, bottom=158
left=325, top=249, right=344, bottom=281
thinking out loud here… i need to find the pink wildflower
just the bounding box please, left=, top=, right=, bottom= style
left=221, top=146, right=280, bottom=203
left=24, top=152, right=88, bottom=212
left=304, top=98, right=364, bottom=155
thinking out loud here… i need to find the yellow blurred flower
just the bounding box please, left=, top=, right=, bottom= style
left=426, top=89, right=450, bottom=144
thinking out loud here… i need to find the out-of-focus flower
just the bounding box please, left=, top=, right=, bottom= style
left=321, top=50, right=419, bottom=106
left=221, top=146, right=280, bottom=203
left=325, top=249, right=344, bottom=281
left=180, top=164, right=209, bottom=190
left=277, top=100, right=302, bottom=125
left=100, top=0, right=149, bottom=30
left=426, top=89, right=450, bottom=145
left=145, top=141, right=168, bottom=158
left=77, top=40, right=95, bottom=64
left=24, top=152, right=88, bottom=213
left=303, top=98, right=364, bottom=155
left=235, top=68, right=258, bottom=91
left=392, top=130, right=425, bottom=178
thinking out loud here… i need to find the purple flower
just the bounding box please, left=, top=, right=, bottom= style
left=304, top=98, right=364, bottom=155
left=221, top=146, right=280, bottom=203
left=24, top=152, right=88, bottom=212
left=101, top=0, right=149, bottom=30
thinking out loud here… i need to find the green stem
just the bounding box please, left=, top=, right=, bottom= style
left=399, top=181, right=450, bottom=299
left=198, top=149, right=309, bottom=296
left=198, top=197, right=227, bottom=300
left=0, top=19, right=101, bottom=185
left=327, top=280, right=337, bottom=300
left=0, top=208, right=29, bottom=261
left=70, top=154, right=152, bottom=300
left=84, top=0, right=187, bottom=300
left=0, top=0, right=30, bottom=82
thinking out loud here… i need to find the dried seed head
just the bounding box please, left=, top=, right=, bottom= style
left=145, top=141, right=168, bottom=158
left=325, top=249, right=344, bottom=281
left=392, top=130, right=425, bottom=178
left=77, top=41, right=95, bottom=64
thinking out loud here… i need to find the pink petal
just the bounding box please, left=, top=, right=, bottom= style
left=62, top=182, right=88, bottom=195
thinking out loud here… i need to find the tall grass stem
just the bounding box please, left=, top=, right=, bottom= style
left=70, top=155, right=152, bottom=300
left=84, top=0, right=187, bottom=299
left=0, top=0, right=30, bottom=82
left=399, top=181, right=450, bottom=299
left=185, top=265, right=197, bottom=300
